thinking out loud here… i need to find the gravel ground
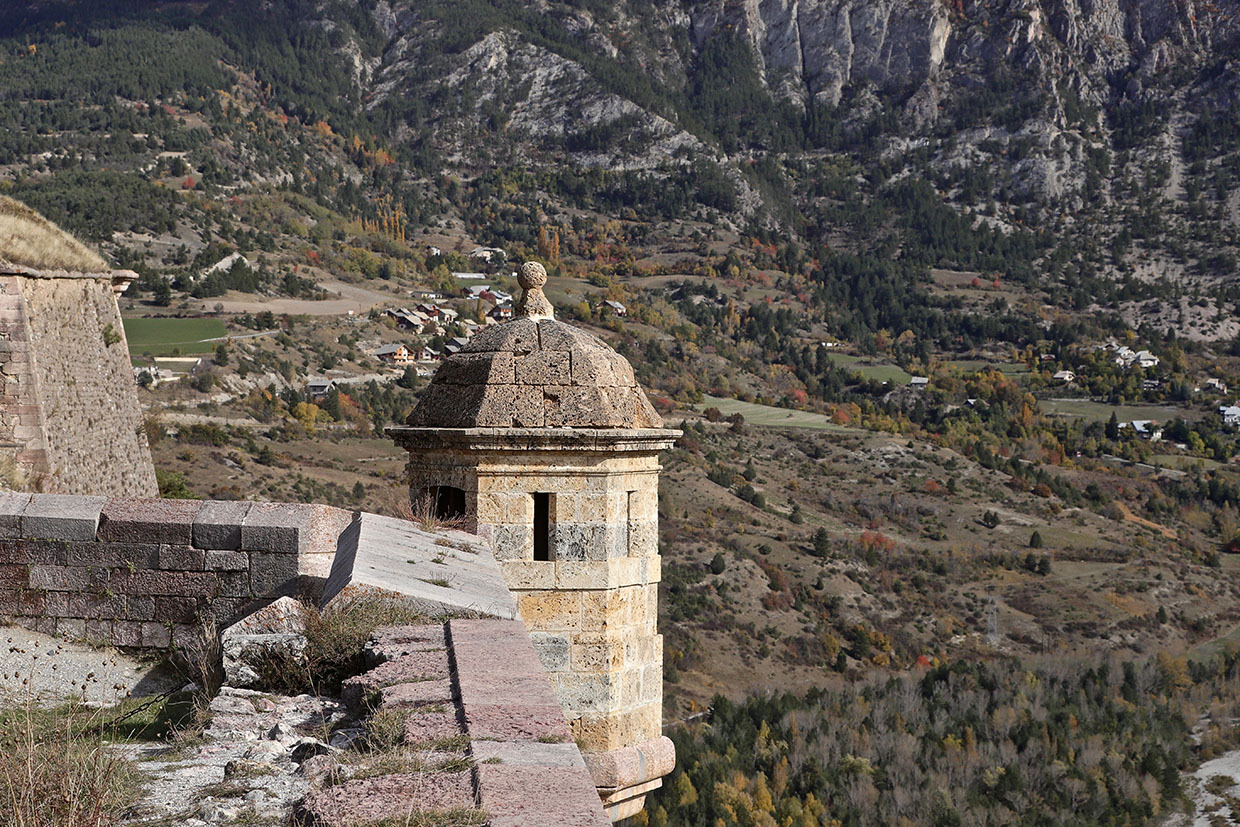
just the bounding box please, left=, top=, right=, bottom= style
left=0, top=625, right=181, bottom=707
left=1166, top=749, right=1240, bottom=827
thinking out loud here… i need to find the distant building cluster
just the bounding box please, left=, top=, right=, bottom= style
left=1098, top=342, right=1159, bottom=370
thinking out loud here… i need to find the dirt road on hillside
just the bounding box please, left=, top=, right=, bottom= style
left=195, top=280, right=402, bottom=316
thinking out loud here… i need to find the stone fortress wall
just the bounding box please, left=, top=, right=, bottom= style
left=0, top=268, right=157, bottom=497
left=0, top=492, right=622, bottom=825
left=0, top=494, right=353, bottom=649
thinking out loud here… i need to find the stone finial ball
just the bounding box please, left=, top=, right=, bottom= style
left=519, top=261, right=548, bottom=290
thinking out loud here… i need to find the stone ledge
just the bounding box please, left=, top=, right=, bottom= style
left=0, top=493, right=30, bottom=538
left=502, top=557, right=661, bottom=591
left=321, top=513, right=515, bottom=619
left=582, top=736, right=676, bottom=791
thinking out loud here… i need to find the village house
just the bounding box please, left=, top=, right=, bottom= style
left=133, top=365, right=168, bottom=387
left=1221, top=404, right=1240, bottom=426
left=410, top=288, right=442, bottom=300
left=442, top=336, right=471, bottom=356
left=306, top=377, right=335, bottom=398
left=599, top=299, right=627, bottom=317
left=1052, top=370, right=1076, bottom=383
left=909, top=376, right=930, bottom=390
left=469, top=246, right=505, bottom=262
left=200, top=251, right=253, bottom=279
left=1122, top=420, right=1163, bottom=441
left=375, top=343, right=414, bottom=365
left=1109, top=345, right=1160, bottom=370
left=1207, top=378, right=1229, bottom=394
left=385, top=308, right=428, bottom=332
left=489, top=304, right=513, bottom=321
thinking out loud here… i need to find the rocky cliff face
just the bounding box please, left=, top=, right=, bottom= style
left=691, top=0, right=954, bottom=108
left=354, top=0, right=1239, bottom=198
left=689, top=0, right=1236, bottom=108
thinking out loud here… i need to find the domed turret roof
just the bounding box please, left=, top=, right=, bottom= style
left=406, top=263, right=662, bottom=430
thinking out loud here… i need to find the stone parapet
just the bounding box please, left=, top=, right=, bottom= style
left=0, top=493, right=354, bottom=650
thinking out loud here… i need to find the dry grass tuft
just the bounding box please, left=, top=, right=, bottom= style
left=398, top=493, right=470, bottom=534
left=248, top=588, right=430, bottom=696
left=362, top=807, right=488, bottom=827
left=0, top=196, right=107, bottom=273
left=0, top=700, right=142, bottom=826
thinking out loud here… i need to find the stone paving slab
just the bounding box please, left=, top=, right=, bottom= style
left=365, top=624, right=447, bottom=666
left=455, top=672, right=560, bottom=708
left=475, top=764, right=610, bottom=827
left=463, top=702, right=573, bottom=742
left=469, top=739, right=586, bottom=769
left=297, top=770, right=476, bottom=826
left=340, top=648, right=450, bottom=713
left=379, top=678, right=454, bottom=710
left=402, top=706, right=465, bottom=747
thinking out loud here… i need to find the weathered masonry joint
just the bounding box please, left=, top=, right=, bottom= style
left=390, top=262, right=680, bottom=822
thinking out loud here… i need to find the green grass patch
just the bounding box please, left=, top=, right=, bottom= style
left=122, top=316, right=228, bottom=356
left=1150, top=453, right=1224, bottom=471
left=1190, top=620, right=1240, bottom=663
left=697, top=396, right=857, bottom=431
left=824, top=353, right=912, bottom=384
left=946, top=360, right=1029, bottom=375
left=1039, top=399, right=1183, bottom=423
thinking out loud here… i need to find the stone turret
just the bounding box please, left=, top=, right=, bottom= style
left=389, top=262, right=678, bottom=821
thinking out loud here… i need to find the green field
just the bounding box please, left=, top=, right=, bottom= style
left=825, top=353, right=912, bottom=384
left=123, top=317, right=229, bottom=356
left=1150, top=453, right=1224, bottom=471
left=696, top=395, right=858, bottom=431
left=946, top=360, right=1029, bottom=375
left=1039, top=399, right=1183, bottom=423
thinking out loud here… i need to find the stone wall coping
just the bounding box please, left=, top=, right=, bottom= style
left=448, top=618, right=612, bottom=826
left=388, top=426, right=681, bottom=454
left=0, top=264, right=136, bottom=282
left=322, top=513, right=516, bottom=618
left=0, top=493, right=352, bottom=551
